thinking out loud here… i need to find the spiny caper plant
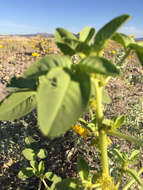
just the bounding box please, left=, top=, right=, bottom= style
left=0, top=14, right=143, bottom=189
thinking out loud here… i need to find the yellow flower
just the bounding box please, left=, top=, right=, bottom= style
left=72, top=125, right=89, bottom=139
left=112, top=50, right=116, bottom=55
left=49, top=47, right=53, bottom=51
left=32, top=45, right=35, bottom=49
left=32, top=52, right=40, bottom=57
left=128, top=53, right=134, bottom=59
left=130, top=34, right=135, bottom=38
left=36, top=35, right=41, bottom=39
left=0, top=45, right=3, bottom=48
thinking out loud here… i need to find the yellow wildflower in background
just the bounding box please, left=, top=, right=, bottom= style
left=49, top=47, right=53, bottom=51
left=112, top=50, right=116, bottom=55
left=130, top=34, right=135, bottom=38
left=32, top=52, right=39, bottom=57
left=36, top=35, right=41, bottom=39
left=0, top=45, right=3, bottom=48
left=72, top=125, right=89, bottom=139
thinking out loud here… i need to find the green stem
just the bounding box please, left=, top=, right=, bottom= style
left=94, top=79, right=103, bottom=127
left=41, top=177, right=49, bottom=190
left=94, top=79, right=109, bottom=177
left=99, top=130, right=109, bottom=176
left=107, top=130, right=143, bottom=146
left=116, top=170, right=124, bottom=189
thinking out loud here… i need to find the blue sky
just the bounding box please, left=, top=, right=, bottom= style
left=0, top=0, right=143, bottom=37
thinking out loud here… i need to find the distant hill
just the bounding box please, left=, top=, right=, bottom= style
left=135, top=38, right=143, bottom=41
left=1, top=33, right=54, bottom=38
left=1, top=33, right=143, bottom=41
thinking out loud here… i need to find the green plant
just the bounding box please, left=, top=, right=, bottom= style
left=0, top=14, right=143, bottom=189
left=18, top=136, right=62, bottom=190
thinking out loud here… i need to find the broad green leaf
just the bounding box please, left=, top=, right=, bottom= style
left=77, top=157, right=90, bottom=181
left=37, top=148, right=47, bottom=159
left=56, top=38, right=79, bottom=56
left=45, top=172, right=62, bottom=190
left=129, top=150, right=140, bottom=161
left=76, top=56, right=120, bottom=76
left=112, top=33, right=134, bottom=50
left=55, top=28, right=92, bottom=56
left=37, top=67, right=91, bottom=138
left=79, top=27, right=96, bottom=44
left=93, top=14, right=130, bottom=52
left=25, top=136, right=37, bottom=145
left=24, top=55, right=72, bottom=79
left=30, top=160, right=38, bottom=170
left=55, top=28, right=77, bottom=43
left=56, top=42, right=76, bottom=55
left=128, top=43, right=143, bottom=66
left=0, top=91, right=37, bottom=120
left=126, top=168, right=143, bottom=188
left=55, top=178, right=82, bottom=190
left=22, top=148, right=36, bottom=160
left=76, top=42, right=91, bottom=56
left=114, top=115, right=125, bottom=129
left=62, top=38, right=79, bottom=50
left=25, top=136, right=38, bottom=151
left=38, top=161, right=45, bottom=175
left=7, top=76, right=37, bottom=90
left=45, top=172, right=61, bottom=181
left=56, top=39, right=91, bottom=56
left=18, top=167, right=34, bottom=179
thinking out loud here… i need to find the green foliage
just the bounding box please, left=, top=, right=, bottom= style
left=0, top=91, right=36, bottom=120
left=128, top=43, right=143, bottom=66
left=79, top=26, right=96, bottom=45
left=55, top=178, right=82, bottom=190
left=18, top=137, right=62, bottom=189
left=18, top=167, right=34, bottom=179
left=7, top=76, right=37, bottom=90
left=126, top=169, right=143, bottom=189
left=77, top=157, right=90, bottom=182
left=75, top=56, right=120, bottom=76
left=1, top=14, right=143, bottom=189
left=24, top=54, right=72, bottom=79
left=93, top=14, right=130, bottom=53
left=112, top=33, right=135, bottom=51
left=45, top=172, right=62, bottom=190
left=37, top=67, right=91, bottom=137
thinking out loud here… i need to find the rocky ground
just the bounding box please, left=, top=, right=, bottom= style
left=0, top=37, right=142, bottom=189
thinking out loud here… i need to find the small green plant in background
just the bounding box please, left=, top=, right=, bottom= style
left=0, top=14, right=143, bottom=189
left=18, top=136, right=62, bottom=190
